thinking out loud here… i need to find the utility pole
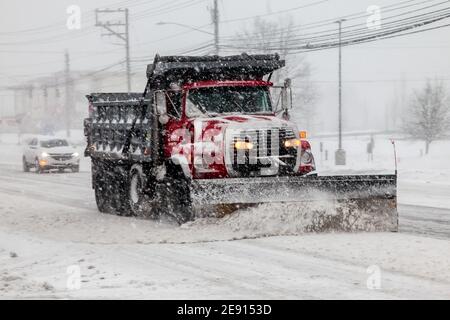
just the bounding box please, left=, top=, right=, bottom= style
left=95, top=8, right=131, bottom=92
left=64, top=50, right=72, bottom=138
left=212, top=0, right=219, bottom=55
left=125, top=9, right=131, bottom=92
left=335, top=19, right=346, bottom=166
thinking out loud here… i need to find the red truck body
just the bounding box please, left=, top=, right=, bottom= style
left=84, top=53, right=397, bottom=230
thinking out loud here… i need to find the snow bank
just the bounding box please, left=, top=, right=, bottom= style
left=311, top=135, right=450, bottom=182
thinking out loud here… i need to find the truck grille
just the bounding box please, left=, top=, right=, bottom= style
left=230, top=128, right=297, bottom=175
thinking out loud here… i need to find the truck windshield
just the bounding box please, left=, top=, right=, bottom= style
left=186, top=86, right=272, bottom=117
left=40, top=139, right=69, bottom=148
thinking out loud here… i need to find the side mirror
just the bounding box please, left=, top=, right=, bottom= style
left=281, top=78, right=292, bottom=120
left=154, top=91, right=167, bottom=116
left=83, top=118, right=92, bottom=137
left=281, top=78, right=292, bottom=109
left=154, top=91, right=169, bottom=124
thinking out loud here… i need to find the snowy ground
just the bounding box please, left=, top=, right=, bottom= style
left=0, top=132, right=449, bottom=299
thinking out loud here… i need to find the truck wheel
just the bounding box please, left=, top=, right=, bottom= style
left=94, top=185, right=110, bottom=213
left=22, top=157, right=30, bottom=172
left=92, top=160, right=113, bottom=213
left=163, top=177, right=194, bottom=224
left=128, top=166, right=153, bottom=217
left=111, top=169, right=132, bottom=216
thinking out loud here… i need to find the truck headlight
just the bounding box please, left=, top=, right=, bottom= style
left=41, top=152, right=49, bottom=158
left=301, top=151, right=313, bottom=164
left=234, top=140, right=254, bottom=150
left=284, top=139, right=301, bottom=148
left=72, top=152, right=79, bottom=157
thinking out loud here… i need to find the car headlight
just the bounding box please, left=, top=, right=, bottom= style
left=72, top=152, right=79, bottom=157
left=41, top=152, right=49, bottom=158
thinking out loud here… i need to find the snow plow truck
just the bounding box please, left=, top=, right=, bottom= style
left=84, top=53, right=398, bottom=231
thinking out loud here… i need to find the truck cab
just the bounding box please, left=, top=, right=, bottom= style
left=155, top=79, right=315, bottom=180
left=85, top=53, right=318, bottom=221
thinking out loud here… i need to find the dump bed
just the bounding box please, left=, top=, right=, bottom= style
left=84, top=93, right=155, bottom=161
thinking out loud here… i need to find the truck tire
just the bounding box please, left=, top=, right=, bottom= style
left=22, top=157, right=30, bottom=172
left=128, top=165, right=155, bottom=218
left=92, top=160, right=114, bottom=213
left=92, top=160, right=133, bottom=216
left=94, top=184, right=110, bottom=213
left=161, top=176, right=194, bottom=224
left=111, top=168, right=132, bottom=216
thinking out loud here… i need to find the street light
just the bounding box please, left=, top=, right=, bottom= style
left=335, top=18, right=346, bottom=166
left=156, top=21, right=214, bottom=36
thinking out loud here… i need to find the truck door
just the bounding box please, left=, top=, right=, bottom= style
left=155, top=90, right=187, bottom=160
left=166, top=90, right=184, bottom=141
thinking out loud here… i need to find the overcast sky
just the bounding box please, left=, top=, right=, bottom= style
left=0, top=0, right=449, bottom=132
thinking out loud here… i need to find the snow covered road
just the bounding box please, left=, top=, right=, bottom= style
left=0, top=144, right=450, bottom=299
left=399, top=204, right=450, bottom=239
left=1, top=230, right=450, bottom=299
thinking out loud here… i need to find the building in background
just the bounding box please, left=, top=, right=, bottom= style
left=3, top=70, right=143, bottom=135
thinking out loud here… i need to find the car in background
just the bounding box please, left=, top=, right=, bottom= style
left=22, top=137, right=80, bottom=173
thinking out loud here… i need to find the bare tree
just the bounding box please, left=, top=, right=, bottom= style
left=404, top=80, right=450, bottom=154
left=232, top=16, right=318, bottom=129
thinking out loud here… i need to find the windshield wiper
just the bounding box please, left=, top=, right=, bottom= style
left=231, top=100, right=246, bottom=113
left=197, top=103, right=217, bottom=117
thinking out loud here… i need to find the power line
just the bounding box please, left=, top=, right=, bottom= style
left=0, top=0, right=154, bottom=36
left=133, top=0, right=208, bottom=20
left=0, top=50, right=126, bottom=72
left=276, top=7, right=450, bottom=47
left=95, top=8, right=132, bottom=93
left=222, top=1, right=450, bottom=46
left=37, top=60, right=127, bottom=89
left=0, top=0, right=187, bottom=46
left=219, top=8, right=450, bottom=52
left=221, top=0, right=435, bottom=40
left=297, top=13, right=450, bottom=51
left=219, top=0, right=330, bottom=24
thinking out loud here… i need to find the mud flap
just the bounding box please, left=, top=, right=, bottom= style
left=189, top=175, right=398, bottom=232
